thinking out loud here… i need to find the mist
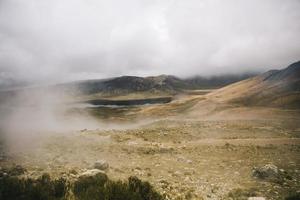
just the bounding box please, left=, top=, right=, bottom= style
left=0, top=88, right=101, bottom=153
left=0, top=0, right=300, bottom=153
left=0, top=0, right=300, bottom=87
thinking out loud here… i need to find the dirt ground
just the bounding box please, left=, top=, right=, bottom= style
left=1, top=93, right=300, bottom=200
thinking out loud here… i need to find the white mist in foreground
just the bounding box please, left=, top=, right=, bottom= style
left=0, top=88, right=102, bottom=152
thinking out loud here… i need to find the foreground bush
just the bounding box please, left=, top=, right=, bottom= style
left=0, top=172, right=164, bottom=200
left=0, top=173, right=67, bottom=200
left=73, top=173, right=164, bottom=200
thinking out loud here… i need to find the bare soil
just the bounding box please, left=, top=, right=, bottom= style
left=1, top=92, right=300, bottom=200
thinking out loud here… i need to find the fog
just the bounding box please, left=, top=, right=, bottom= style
left=0, top=0, right=300, bottom=87
left=0, top=88, right=98, bottom=152
left=0, top=87, right=157, bottom=153
left=1, top=0, right=300, bottom=153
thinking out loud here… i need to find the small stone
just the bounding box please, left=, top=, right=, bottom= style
left=93, top=160, right=109, bottom=170
left=234, top=171, right=240, bottom=175
left=173, top=171, right=181, bottom=177
left=248, top=197, right=266, bottom=200
left=80, top=169, right=105, bottom=177
left=186, top=160, right=193, bottom=164
left=279, top=169, right=285, bottom=172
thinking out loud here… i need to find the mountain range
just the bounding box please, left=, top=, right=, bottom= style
left=57, top=73, right=256, bottom=96
left=0, top=61, right=299, bottom=109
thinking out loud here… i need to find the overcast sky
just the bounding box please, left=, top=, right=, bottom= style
left=0, top=0, right=300, bottom=86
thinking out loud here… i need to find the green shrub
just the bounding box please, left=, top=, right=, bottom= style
left=0, top=173, right=67, bottom=200
left=73, top=173, right=108, bottom=200
left=73, top=174, right=164, bottom=200
left=285, top=192, right=300, bottom=200
left=0, top=171, right=164, bottom=200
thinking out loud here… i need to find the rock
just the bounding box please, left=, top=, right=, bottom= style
left=186, top=160, right=193, bottom=164
left=234, top=171, right=240, bottom=176
left=80, top=169, right=105, bottom=177
left=172, top=171, right=181, bottom=177
left=93, top=160, right=109, bottom=170
left=252, top=164, right=279, bottom=180
left=248, top=197, right=266, bottom=200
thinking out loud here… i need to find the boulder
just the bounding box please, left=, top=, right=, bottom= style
left=252, top=164, right=279, bottom=180
left=93, top=160, right=109, bottom=170
left=80, top=169, right=105, bottom=177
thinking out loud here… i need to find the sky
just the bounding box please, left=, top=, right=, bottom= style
left=0, top=0, right=300, bottom=87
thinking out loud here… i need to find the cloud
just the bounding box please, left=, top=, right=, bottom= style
left=0, top=0, right=300, bottom=86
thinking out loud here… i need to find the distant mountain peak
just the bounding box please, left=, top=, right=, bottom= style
left=262, top=60, right=300, bottom=82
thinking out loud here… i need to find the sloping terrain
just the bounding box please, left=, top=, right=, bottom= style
left=1, top=62, right=300, bottom=200
left=208, top=61, right=300, bottom=108
left=55, top=74, right=256, bottom=98
left=58, top=75, right=189, bottom=97
left=185, top=73, right=256, bottom=89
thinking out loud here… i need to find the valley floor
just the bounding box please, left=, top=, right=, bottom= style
left=1, top=94, right=300, bottom=200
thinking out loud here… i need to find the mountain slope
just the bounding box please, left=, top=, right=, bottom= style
left=62, top=75, right=189, bottom=96
left=58, top=73, right=257, bottom=97
left=184, top=73, right=256, bottom=89
left=209, top=61, right=300, bottom=108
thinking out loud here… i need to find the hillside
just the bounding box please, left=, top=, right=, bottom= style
left=185, top=73, right=256, bottom=89
left=209, top=61, right=300, bottom=108
left=56, top=74, right=257, bottom=98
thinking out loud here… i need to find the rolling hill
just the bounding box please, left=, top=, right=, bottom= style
left=56, top=73, right=256, bottom=97
left=209, top=61, right=300, bottom=108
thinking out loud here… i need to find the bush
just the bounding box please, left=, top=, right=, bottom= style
left=73, top=174, right=164, bottom=200
left=285, top=192, right=300, bottom=200
left=0, top=173, right=67, bottom=200
left=0, top=171, right=164, bottom=200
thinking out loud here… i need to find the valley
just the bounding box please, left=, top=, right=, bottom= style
left=0, top=62, right=300, bottom=200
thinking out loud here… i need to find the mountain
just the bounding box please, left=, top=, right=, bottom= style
left=209, top=61, right=300, bottom=108
left=59, top=75, right=189, bottom=96
left=0, top=73, right=257, bottom=104
left=58, top=73, right=258, bottom=97
left=184, top=73, right=257, bottom=89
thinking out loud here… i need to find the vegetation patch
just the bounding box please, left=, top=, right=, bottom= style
left=0, top=173, right=67, bottom=200
left=0, top=170, right=164, bottom=200
left=73, top=173, right=164, bottom=200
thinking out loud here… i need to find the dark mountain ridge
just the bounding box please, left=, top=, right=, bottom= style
left=57, top=73, right=257, bottom=96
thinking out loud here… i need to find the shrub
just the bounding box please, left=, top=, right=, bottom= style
left=0, top=171, right=164, bottom=200
left=73, top=174, right=164, bottom=200
left=285, top=192, right=300, bottom=200
left=0, top=173, right=67, bottom=200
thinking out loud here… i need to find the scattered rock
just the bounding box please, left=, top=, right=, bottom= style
left=93, top=160, right=109, bottom=170
left=186, top=160, right=193, bottom=164
left=248, top=197, right=266, bottom=200
left=172, top=171, right=181, bottom=177
left=252, top=164, right=279, bottom=180
left=80, top=169, right=105, bottom=177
